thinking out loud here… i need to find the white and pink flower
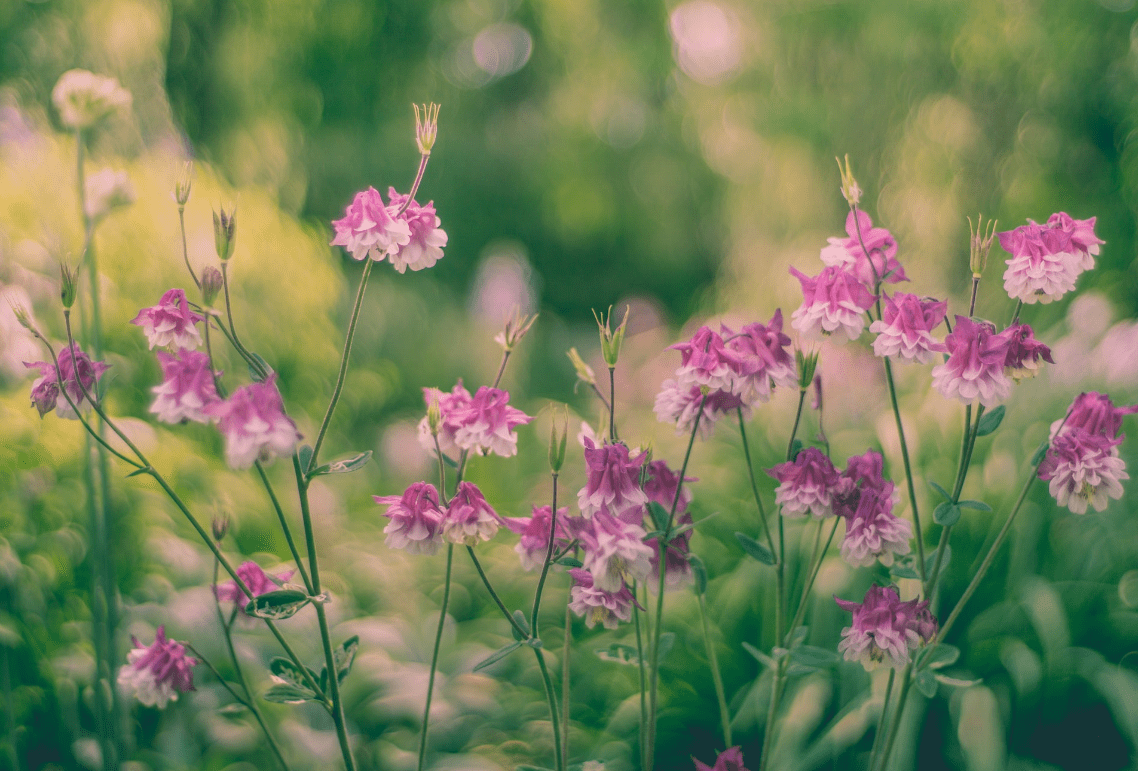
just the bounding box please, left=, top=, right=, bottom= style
left=767, top=447, right=840, bottom=519
left=579, top=511, right=654, bottom=593
left=577, top=438, right=648, bottom=519
left=204, top=375, right=300, bottom=469
left=215, top=561, right=295, bottom=616
left=24, top=343, right=109, bottom=420
left=149, top=349, right=220, bottom=424
left=374, top=481, right=446, bottom=555
left=568, top=568, right=636, bottom=630
left=819, top=209, right=907, bottom=287
left=722, top=311, right=797, bottom=404
left=789, top=265, right=877, bottom=342
left=1038, top=429, right=1128, bottom=515
left=452, top=386, right=533, bottom=457
left=130, top=289, right=204, bottom=351
left=835, top=585, right=936, bottom=671
left=330, top=186, right=412, bottom=262
left=117, top=625, right=196, bottom=708
left=869, top=293, right=947, bottom=364
left=443, top=481, right=503, bottom=546
left=931, top=316, right=1013, bottom=407
left=504, top=505, right=574, bottom=571
left=385, top=187, right=448, bottom=273
left=654, top=379, right=748, bottom=439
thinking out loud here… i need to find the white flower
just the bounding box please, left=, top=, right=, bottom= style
left=52, top=69, right=131, bottom=130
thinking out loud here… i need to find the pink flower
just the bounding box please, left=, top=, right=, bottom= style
left=130, top=289, right=204, bottom=351
left=668, top=326, right=741, bottom=393
left=643, top=459, right=696, bottom=518
left=1038, top=429, right=1128, bottom=514
left=330, top=186, right=412, bottom=262
left=694, top=746, right=750, bottom=771
left=204, top=375, right=301, bottom=469
left=645, top=510, right=694, bottom=590
left=215, top=561, right=295, bottom=616
left=931, top=316, right=1013, bottom=407
left=417, top=381, right=475, bottom=458
left=385, top=188, right=448, bottom=273
left=767, top=447, right=840, bottom=519
left=838, top=485, right=912, bottom=567
left=1052, top=392, right=1138, bottom=441
left=443, top=481, right=503, bottom=546
left=1001, top=323, right=1053, bottom=381
left=999, top=218, right=1088, bottom=304
left=452, top=386, right=533, bottom=457
left=24, top=343, right=109, bottom=420
left=504, top=505, right=574, bottom=571
left=374, top=482, right=446, bottom=555
left=1046, top=212, right=1103, bottom=274
left=568, top=568, right=636, bottom=629
left=579, top=511, right=654, bottom=592
left=722, top=311, right=797, bottom=404
left=819, top=209, right=908, bottom=287
left=116, top=625, right=196, bottom=708
left=835, top=585, right=936, bottom=671
left=789, top=265, right=877, bottom=342
left=149, top=349, right=220, bottom=424
left=839, top=448, right=892, bottom=497
left=869, top=293, right=948, bottom=364
left=577, top=438, right=648, bottom=519
left=654, top=379, right=748, bottom=439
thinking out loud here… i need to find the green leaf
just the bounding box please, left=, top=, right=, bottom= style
left=786, top=663, right=821, bottom=677
left=915, top=668, right=937, bottom=698
left=511, top=610, right=531, bottom=641
left=262, top=683, right=316, bottom=704
left=689, top=553, right=708, bottom=595
left=921, top=644, right=961, bottom=671
left=269, top=657, right=317, bottom=689
left=788, top=626, right=809, bottom=650
left=473, top=641, right=524, bottom=672
left=1031, top=441, right=1050, bottom=466
left=646, top=501, right=668, bottom=531
left=934, top=674, right=982, bottom=688
left=442, top=453, right=459, bottom=468
left=515, top=766, right=555, bottom=771
left=657, top=632, right=676, bottom=663
left=297, top=444, right=313, bottom=472
left=735, top=532, right=776, bottom=565
left=333, top=636, right=359, bottom=685
left=595, top=643, right=641, bottom=665
left=556, top=556, right=583, bottom=569
left=957, top=500, right=992, bottom=512
left=741, top=641, right=774, bottom=669
left=248, top=352, right=273, bottom=382
left=789, top=645, right=840, bottom=668
left=889, top=559, right=921, bottom=580
left=933, top=502, right=961, bottom=527
left=310, top=451, right=373, bottom=477
left=126, top=467, right=151, bottom=478
left=245, top=589, right=311, bottom=620
left=927, top=479, right=951, bottom=501
left=974, top=405, right=1006, bottom=437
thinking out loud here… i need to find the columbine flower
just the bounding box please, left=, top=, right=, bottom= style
left=835, top=585, right=936, bottom=671
left=385, top=188, right=448, bottom=273
left=643, top=459, right=695, bottom=519
left=417, top=381, right=474, bottom=458
left=85, top=168, right=135, bottom=222
left=789, top=265, right=877, bottom=342
left=654, top=379, right=747, bottom=439
left=215, top=561, right=294, bottom=616
left=1002, top=323, right=1054, bottom=381
left=819, top=209, right=907, bottom=287
left=694, top=746, right=750, bottom=771
left=767, top=447, right=840, bottom=519
left=931, top=316, right=1013, bottom=407
left=24, top=344, right=109, bottom=419
left=330, top=186, right=412, bottom=262
left=52, top=69, right=131, bottom=130
left=869, top=293, right=948, bottom=364
left=149, top=349, right=220, bottom=424
left=374, top=482, right=446, bottom=555
left=504, top=505, right=573, bottom=571
left=130, top=289, right=204, bottom=351
left=668, top=325, right=741, bottom=393
left=640, top=459, right=696, bottom=589
left=580, top=512, right=654, bottom=593
left=443, top=481, right=503, bottom=546
left=839, top=448, right=893, bottom=496
left=452, top=386, right=533, bottom=457
left=722, top=311, right=797, bottom=404
left=568, top=568, right=636, bottom=629
left=577, top=438, right=648, bottom=519
left=117, top=626, right=196, bottom=708
left=204, top=375, right=300, bottom=469
left=1046, top=212, right=1103, bottom=274
left=1038, top=429, right=1129, bottom=514
left=999, top=220, right=1080, bottom=304
left=1052, top=391, right=1138, bottom=441
left=837, top=485, right=912, bottom=567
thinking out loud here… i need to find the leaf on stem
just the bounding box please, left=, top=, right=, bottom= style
left=310, top=451, right=374, bottom=477
left=927, top=479, right=951, bottom=501
left=474, top=640, right=524, bottom=672
left=925, top=546, right=950, bottom=575
left=889, top=557, right=921, bottom=580
left=957, top=500, right=992, bottom=512
left=126, top=467, right=150, bottom=478
left=915, top=668, right=938, bottom=698
left=332, top=635, right=359, bottom=685
left=245, top=589, right=311, bottom=620
left=595, top=643, right=640, bottom=665
left=646, top=501, right=668, bottom=531
left=1031, top=441, right=1050, bottom=466
left=689, top=553, right=708, bottom=595
left=297, top=444, right=314, bottom=472
left=935, top=674, right=982, bottom=688
left=975, top=405, right=1006, bottom=437
left=735, top=532, right=776, bottom=565
left=741, top=642, right=774, bottom=669
left=248, top=352, right=273, bottom=382
left=933, top=502, right=961, bottom=527
left=270, top=657, right=319, bottom=689
left=789, top=438, right=804, bottom=460
left=262, top=683, right=317, bottom=704
left=789, top=645, right=840, bottom=669
left=920, top=644, right=960, bottom=670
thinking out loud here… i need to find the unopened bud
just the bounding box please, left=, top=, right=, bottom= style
left=566, top=347, right=596, bottom=387
left=213, top=205, right=237, bottom=261
left=414, top=102, right=441, bottom=155
left=8, top=300, right=40, bottom=337
left=594, top=305, right=629, bottom=369
left=174, top=161, right=193, bottom=206
left=796, top=348, right=820, bottom=390
left=60, top=263, right=79, bottom=309
left=836, top=154, right=862, bottom=208
left=426, top=391, right=442, bottom=437
left=494, top=306, right=538, bottom=352
left=200, top=266, right=223, bottom=306
left=548, top=405, right=569, bottom=474
left=811, top=373, right=823, bottom=412
left=969, top=214, right=997, bottom=278
left=211, top=513, right=230, bottom=542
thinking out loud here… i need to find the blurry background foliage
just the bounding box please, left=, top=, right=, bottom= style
left=1, top=0, right=1138, bottom=770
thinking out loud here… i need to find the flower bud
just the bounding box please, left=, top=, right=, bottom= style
left=213, top=205, right=237, bottom=261
left=211, top=512, right=230, bottom=542
left=174, top=161, right=193, bottom=207
left=414, top=102, right=440, bottom=155
left=811, top=373, right=823, bottom=412
left=548, top=405, right=569, bottom=474
left=426, top=391, right=441, bottom=437
left=494, top=306, right=538, bottom=353
left=795, top=348, right=820, bottom=390
left=200, top=266, right=223, bottom=306
left=566, top=347, right=596, bottom=387
left=969, top=214, right=997, bottom=278
left=8, top=300, right=41, bottom=338
left=836, top=154, right=862, bottom=207
left=594, top=305, right=629, bottom=369
left=60, top=263, right=79, bottom=309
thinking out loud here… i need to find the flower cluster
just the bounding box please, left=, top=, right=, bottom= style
left=52, top=69, right=131, bottom=130
left=130, top=289, right=203, bottom=351
left=374, top=480, right=504, bottom=555
left=417, top=382, right=532, bottom=458
left=820, top=209, right=907, bottom=286
left=833, top=450, right=911, bottom=567
left=204, top=375, right=301, bottom=469
left=116, top=626, right=196, bottom=708
left=868, top=293, right=947, bottom=364
left=1039, top=392, right=1136, bottom=514
left=331, top=186, right=447, bottom=272
left=24, top=343, right=109, bottom=419
left=835, top=584, right=937, bottom=670
left=693, top=747, right=750, bottom=771
left=999, top=213, right=1102, bottom=304
left=149, top=349, right=219, bottom=424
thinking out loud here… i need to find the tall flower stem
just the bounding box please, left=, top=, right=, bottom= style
left=528, top=474, right=565, bottom=771
left=737, top=409, right=776, bottom=557
left=562, top=599, right=573, bottom=771
left=868, top=668, right=896, bottom=767
left=532, top=648, right=563, bottom=771
left=177, top=204, right=200, bottom=290
left=926, top=404, right=985, bottom=597
left=417, top=543, right=453, bottom=771
left=633, top=584, right=648, bottom=771
left=785, top=517, right=840, bottom=640
left=697, top=591, right=731, bottom=747
left=881, top=356, right=927, bottom=583
left=872, top=665, right=913, bottom=771
left=465, top=547, right=530, bottom=639
left=608, top=367, right=617, bottom=443
left=220, top=262, right=266, bottom=380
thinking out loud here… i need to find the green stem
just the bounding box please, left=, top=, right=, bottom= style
left=633, top=584, right=648, bottom=771
left=786, top=518, right=840, bottom=641
left=252, top=462, right=313, bottom=593
left=532, top=647, right=563, bottom=771
left=873, top=665, right=913, bottom=771
left=868, top=668, right=897, bottom=770
left=178, top=205, right=201, bottom=290
left=697, top=592, right=731, bottom=747
left=882, top=356, right=926, bottom=584
left=530, top=474, right=560, bottom=635
left=737, top=408, right=776, bottom=557
left=220, top=262, right=266, bottom=380
left=562, top=599, right=572, bottom=771
left=417, top=544, right=453, bottom=771
left=608, top=367, right=616, bottom=443
left=465, top=546, right=530, bottom=638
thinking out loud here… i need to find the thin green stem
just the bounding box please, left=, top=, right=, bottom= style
left=562, top=598, right=572, bottom=771
left=253, top=462, right=313, bottom=593
left=737, top=408, right=776, bottom=557
left=882, top=356, right=927, bottom=584
left=417, top=544, right=453, bottom=771
left=786, top=390, right=808, bottom=461
left=968, top=277, right=980, bottom=317
left=397, top=154, right=431, bottom=217
left=698, top=592, right=731, bottom=747
left=874, top=665, right=913, bottom=771
left=868, top=668, right=896, bottom=769
left=1010, top=299, right=1024, bottom=326
left=466, top=546, right=530, bottom=638
left=633, top=584, right=648, bottom=771
left=532, top=646, right=563, bottom=771
left=220, top=262, right=266, bottom=380
left=178, top=206, right=201, bottom=290
left=786, top=518, right=839, bottom=641
left=608, top=367, right=616, bottom=443
left=530, top=474, right=560, bottom=635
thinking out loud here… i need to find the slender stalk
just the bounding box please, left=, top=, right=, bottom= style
left=252, top=462, right=313, bottom=593
left=532, top=647, right=563, bottom=771
left=178, top=205, right=201, bottom=290
left=1, top=596, right=19, bottom=771
left=785, top=518, right=840, bottom=640
left=397, top=154, right=431, bottom=217
left=608, top=367, right=616, bottom=443
left=881, top=356, right=927, bottom=583
left=737, top=409, right=776, bottom=557
left=562, top=599, right=572, bottom=771
left=786, top=390, right=808, bottom=461
left=868, top=668, right=897, bottom=769
left=589, top=382, right=612, bottom=414
left=465, top=546, right=530, bottom=638
left=417, top=544, right=453, bottom=771
left=698, top=592, right=731, bottom=747
left=1010, top=299, right=1024, bottom=326
left=873, top=665, right=913, bottom=771
left=527, top=472, right=565, bottom=770
left=530, top=474, right=560, bottom=634
left=923, top=404, right=975, bottom=598
left=633, top=584, right=648, bottom=771
left=968, top=276, right=980, bottom=317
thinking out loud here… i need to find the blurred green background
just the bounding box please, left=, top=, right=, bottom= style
left=2, top=0, right=1138, bottom=769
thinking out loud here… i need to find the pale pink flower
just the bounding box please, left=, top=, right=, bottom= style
left=819, top=209, right=907, bottom=287
left=568, top=568, right=636, bottom=629
left=838, top=486, right=912, bottom=567
left=869, top=293, right=948, bottom=364
left=130, top=289, right=204, bottom=351
left=84, top=168, right=134, bottom=222
left=149, top=349, right=220, bottom=424
left=654, top=379, right=748, bottom=439
left=215, top=561, right=295, bottom=616
left=668, top=325, right=741, bottom=393
left=767, top=447, right=840, bottom=519
left=931, top=316, right=1013, bottom=407
left=417, top=381, right=475, bottom=457
left=452, top=386, right=532, bottom=457
left=1001, top=323, right=1053, bottom=381
left=504, top=505, right=573, bottom=571
left=642, top=459, right=695, bottom=519
left=204, top=375, right=300, bottom=469
left=374, top=482, right=446, bottom=555
left=1046, top=212, right=1103, bottom=274
left=835, top=585, right=936, bottom=671
left=1039, top=429, right=1129, bottom=514
left=999, top=220, right=1080, bottom=304
left=330, top=186, right=412, bottom=262
left=24, top=344, right=109, bottom=420
left=116, top=626, right=196, bottom=708
left=385, top=188, right=448, bottom=273
left=1051, top=391, right=1138, bottom=441
left=722, top=311, right=797, bottom=404
left=789, top=265, right=877, bottom=342
left=443, top=481, right=503, bottom=546
left=52, top=69, right=131, bottom=129
left=577, top=438, right=648, bottom=519
left=580, top=511, right=654, bottom=592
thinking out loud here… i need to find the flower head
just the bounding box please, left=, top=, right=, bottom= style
left=998, top=214, right=1100, bottom=304
left=130, top=289, right=204, bottom=351
left=85, top=168, right=135, bottom=222
left=1038, top=429, right=1129, bottom=514
left=768, top=447, right=840, bottom=519
left=215, top=561, right=294, bottom=615
left=654, top=379, right=747, bottom=439
left=504, top=505, right=574, bottom=571
left=568, top=568, right=636, bottom=629
left=1052, top=391, right=1138, bottom=441
left=52, top=69, right=131, bottom=129
left=204, top=375, right=300, bottom=469
left=789, top=265, right=877, bottom=342
left=1046, top=212, right=1103, bottom=274
left=838, top=485, right=912, bottom=567
left=385, top=188, right=448, bottom=273
left=668, top=325, right=741, bottom=394
left=443, top=481, right=503, bottom=546
left=577, top=438, right=648, bottom=519
left=1001, top=323, right=1054, bottom=381
left=117, top=626, right=196, bottom=708
left=330, top=186, right=412, bottom=262
left=869, top=293, right=948, bottom=364
left=819, top=209, right=907, bottom=287
left=451, top=386, right=533, bottom=457
left=374, top=482, right=446, bottom=555
left=721, top=311, right=797, bottom=404
left=694, top=746, right=750, bottom=771
left=417, top=381, right=474, bottom=458
left=149, top=349, right=220, bottom=424
left=835, top=585, right=935, bottom=671
left=24, top=344, right=109, bottom=420
left=579, top=511, right=654, bottom=592
left=931, top=316, right=1013, bottom=407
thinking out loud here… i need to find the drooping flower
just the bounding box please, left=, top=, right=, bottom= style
left=819, top=209, right=908, bottom=287
left=1001, top=323, right=1054, bottom=381
left=443, top=481, right=503, bottom=546
left=503, top=505, right=574, bottom=571
left=417, top=381, right=475, bottom=458
left=215, top=561, right=295, bottom=616
left=116, top=626, right=196, bottom=708
left=149, top=349, right=220, bottom=424
left=869, top=293, right=948, bottom=364
left=24, top=343, right=110, bottom=420
left=834, top=585, right=936, bottom=671
left=1038, top=429, right=1129, bottom=514
left=385, top=188, right=448, bottom=273
left=654, top=379, right=748, bottom=439
left=579, top=511, right=654, bottom=593
left=639, top=459, right=697, bottom=589
left=668, top=325, right=741, bottom=394
left=931, top=316, right=1013, bottom=407
left=1046, top=212, right=1103, bottom=275
left=52, top=69, right=131, bottom=130
left=130, top=289, right=204, bottom=351
left=577, top=438, right=648, bottom=519
left=838, top=485, right=912, bottom=567
left=204, top=375, right=301, bottom=469
left=693, top=746, right=750, bottom=771
left=767, top=447, right=840, bottom=519
left=789, top=265, right=877, bottom=342
left=839, top=448, right=893, bottom=497
left=568, top=568, right=636, bottom=629
left=374, top=481, right=446, bottom=555
left=999, top=219, right=1082, bottom=304
left=1052, top=391, right=1138, bottom=441
left=452, top=386, right=533, bottom=457
left=330, top=186, right=412, bottom=262
left=722, top=311, right=797, bottom=404
left=642, top=459, right=695, bottom=519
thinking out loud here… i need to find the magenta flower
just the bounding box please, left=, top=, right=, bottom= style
left=1052, top=391, right=1138, bottom=441
left=452, top=386, right=533, bottom=457
left=768, top=447, right=840, bottom=519
left=579, top=511, right=654, bottom=592
left=789, top=265, right=877, bottom=342
left=1001, top=323, right=1054, bottom=381
left=1038, top=429, right=1129, bottom=514
left=577, top=438, right=648, bottom=519
left=568, top=568, right=636, bottom=629
left=722, top=311, right=797, bottom=404
left=443, top=481, right=503, bottom=546
left=204, top=374, right=301, bottom=469
left=869, top=292, right=948, bottom=364
left=643, top=459, right=696, bottom=518
left=149, top=349, right=220, bottom=424
left=999, top=220, right=1080, bottom=304
left=24, top=343, right=109, bottom=420
left=503, top=505, right=574, bottom=571
left=838, top=485, right=912, bottom=567
left=819, top=209, right=908, bottom=287
left=654, top=379, right=748, bottom=439
left=835, top=585, right=936, bottom=670
left=1046, top=212, right=1103, bottom=274
left=417, top=381, right=475, bottom=457
left=116, top=625, right=197, bottom=708
left=645, top=510, right=694, bottom=590
left=839, top=448, right=892, bottom=497
left=130, top=289, right=204, bottom=351
left=330, top=186, right=412, bottom=262
left=668, top=325, right=742, bottom=393
left=385, top=187, right=448, bottom=273
left=931, top=316, right=1013, bottom=407
left=374, top=481, right=446, bottom=555
left=215, top=561, right=295, bottom=616
left=693, top=746, right=750, bottom=771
